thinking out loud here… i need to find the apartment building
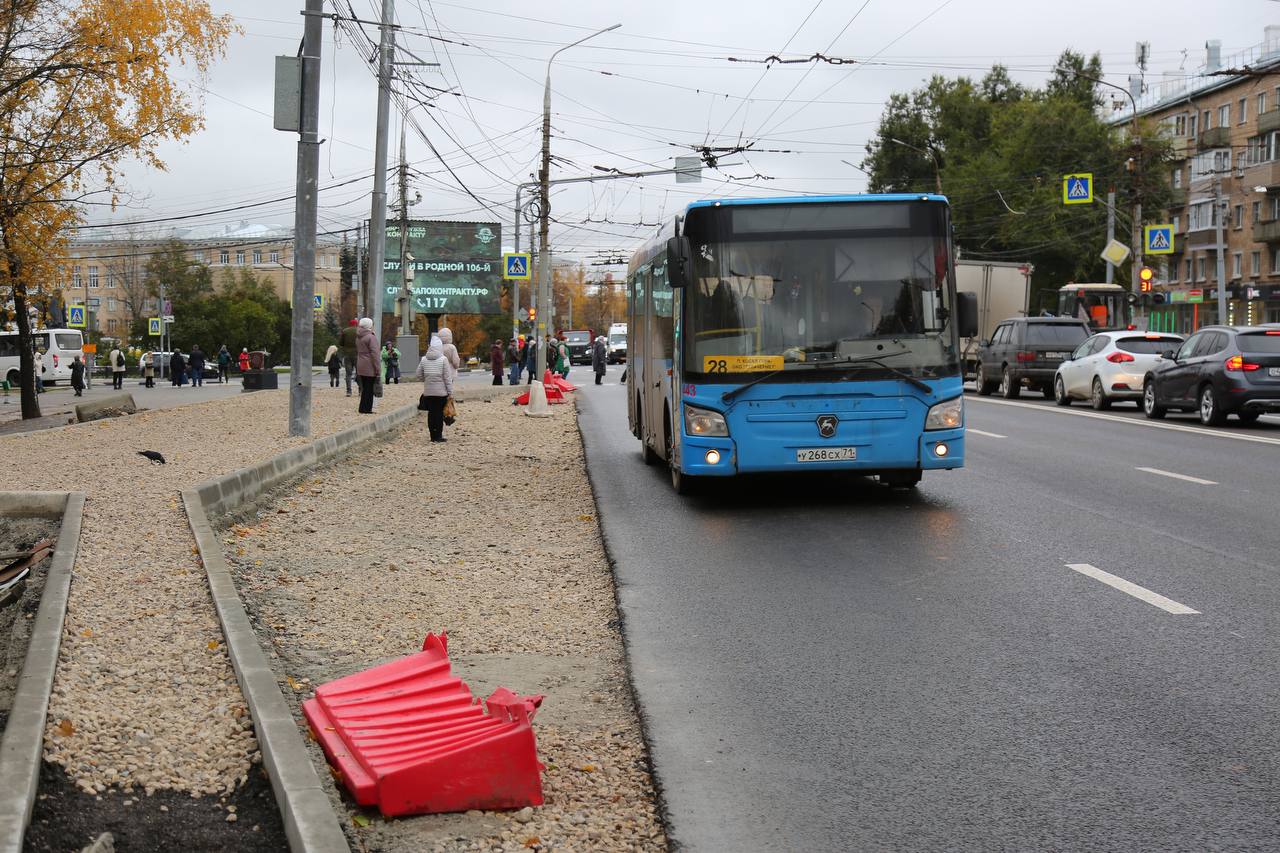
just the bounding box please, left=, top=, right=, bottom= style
left=59, top=222, right=349, bottom=341
left=1113, top=27, right=1280, bottom=333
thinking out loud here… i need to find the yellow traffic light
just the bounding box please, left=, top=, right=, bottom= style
left=1139, top=266, right=1154, bottom=292
left=527, top=307, right=536, bottom=322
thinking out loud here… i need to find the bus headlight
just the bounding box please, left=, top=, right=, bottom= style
left=924, top=397, right=963, bottom=431
left=684, top=403, right=728, bottom=437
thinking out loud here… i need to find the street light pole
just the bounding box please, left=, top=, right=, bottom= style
left=535, top=23, right=620, bottom=383
left=888, top=137, right=942, bottom=194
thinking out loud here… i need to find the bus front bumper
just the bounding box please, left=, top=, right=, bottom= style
left=679, top=427, right=965, bottom=476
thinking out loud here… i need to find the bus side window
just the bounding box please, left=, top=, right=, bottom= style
left=652, top=256, right=674, bottom=360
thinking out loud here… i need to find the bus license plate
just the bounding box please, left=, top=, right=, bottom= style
left=796, top=447, right=856, bottom=463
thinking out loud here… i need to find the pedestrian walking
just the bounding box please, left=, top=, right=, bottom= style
left=324, top=343, right=341, bottom=387
left=415, top=335, right=453, bottom=442
left=339, top=318, right=358, bottom=397
left=108, top=344, right=126, bottom=390
left=506, top=338, right=522, bottom=385
left=553, top=334, right=569, bottom=378
left=216, top=345, right=231, bottom=383
left=355, top=317, right=378, bottom=414
left=140, top=351, right=155, bottom=388
left=591, top=334, right=607, bottom=385
left=34, top=349, right=44, bottom=393
left=170, top=349, right=186, bottom=387
left=523, top=336, right=538, bottom=384
left=437, top=327, right=461, bottom=381
left=188, top=345, right=205, bottom=387
left=238, top=347, right=250, bottom=373
left=70, top=355, right=86, bottom=396
left=382, top=340, right=401, bottom=384
left=490, top=340, right=505, bottom=386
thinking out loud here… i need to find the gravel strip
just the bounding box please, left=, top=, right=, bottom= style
left=1, top=384, right=422, bottom=796
left=224, top=397, right=667, bottom=851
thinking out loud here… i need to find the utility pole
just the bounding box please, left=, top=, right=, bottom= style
left=365, top=0, right=395, bottom=347
left=354, top=220, right=364, bottom=318
left=398, top=120, right=410, bottom=336
left=1213, top=172, right=1228, bottom=324
left=289, top=0, right=324, bottom=437
left=1105, top=189, right=1116, bottom=284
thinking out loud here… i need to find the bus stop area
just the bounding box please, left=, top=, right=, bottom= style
left=0, top=379, right=662, bottom=851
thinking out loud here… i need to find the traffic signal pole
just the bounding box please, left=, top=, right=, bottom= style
left=1213, top=172, right=1228, bottom=324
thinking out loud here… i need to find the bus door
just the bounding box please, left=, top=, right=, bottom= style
left=648, top=259, right=674, bottom=460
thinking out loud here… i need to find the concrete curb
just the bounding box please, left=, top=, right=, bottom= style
left=182, top=402, right=420, bottom=853
left=0, top=491, right=85, bottom=853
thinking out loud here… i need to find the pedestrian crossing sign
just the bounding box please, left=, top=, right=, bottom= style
left=503, top=252, right=532, bottom=281
left=67, top=305, right=85, bottom=328
left=1144, top=224, right=1174, bottom=255
left=1062, top=173, right=1093, bottom=205
left=148, top=317, right=162, bottom=336
left=313, top=294, right=325, bottom=311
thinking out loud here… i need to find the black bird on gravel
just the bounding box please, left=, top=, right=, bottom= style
left=137, top=450, right=166, bottom=465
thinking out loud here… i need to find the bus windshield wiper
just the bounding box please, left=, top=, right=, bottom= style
left=720, top=348, right=929, bottom=403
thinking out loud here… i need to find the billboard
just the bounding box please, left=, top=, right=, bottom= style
left=381, top=220, right=502, bottom=315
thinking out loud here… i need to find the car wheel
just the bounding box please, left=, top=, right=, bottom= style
left=1237, top=410, right=1260, bottom=425
left=999, top=366, right=1020, bottom=399
left=976, top=364, right=998, bottom=396
left=666, top=420, right=697, bottom=495
left=1090, top=377, right=1111, bottom=410
left=1198, top=384, right=1226, bottom=426
left=1054, top=375, right=1071, bottom=406
left=1143, top=380, right=1166, bottom=419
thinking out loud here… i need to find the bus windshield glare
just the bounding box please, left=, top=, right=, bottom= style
left=682, top=201, right=958, bottom=381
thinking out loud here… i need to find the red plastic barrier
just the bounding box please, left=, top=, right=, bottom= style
left=513, top=382, right=565, bottom=406
left=302, top=633, right=545, bottom=816
left=542, top=369, right=577, bottom=393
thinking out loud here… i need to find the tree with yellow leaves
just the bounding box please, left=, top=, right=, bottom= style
left=0, top=0, right=235, bottom=418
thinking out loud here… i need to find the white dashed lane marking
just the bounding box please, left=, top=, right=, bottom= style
left=1065, top=563, right=1200, bottom=615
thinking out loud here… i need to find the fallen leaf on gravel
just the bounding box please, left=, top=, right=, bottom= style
left=578, top=514, right=594, bottom=522
left=79, top=628, right=93, bottom=638
left=207, top=640, right=219, bottom=651
left=352, top=814, right=371, bottom=828
left=286, top=676, right=302, bottom=691
left=56, top=719, right=75, bottom=737
left=578, top=764, right=597, bottom=773
left=522, top=838, right=541, bottom=849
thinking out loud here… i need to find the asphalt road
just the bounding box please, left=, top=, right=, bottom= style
left=579, top=367, right=1280, bottom=851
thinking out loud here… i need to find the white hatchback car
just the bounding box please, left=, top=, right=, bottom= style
left=1054, top=330, right=1185, bottom=409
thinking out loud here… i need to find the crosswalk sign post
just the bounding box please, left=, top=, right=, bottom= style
left=502, top=252, right=532, bottom=281
left=67, top=305, right=86, bottom=328
left=1062, top=173, right=1093, bottom=205
left=148, top=317, right=162, bottom=336
left=1144, top=224, right=1174, bottom=255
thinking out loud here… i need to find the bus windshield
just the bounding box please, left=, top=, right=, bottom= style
left=682, top=201, right=958, bottom=381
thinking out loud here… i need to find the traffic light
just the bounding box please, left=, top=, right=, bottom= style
left=1139, top=266, right=1154, bottom=293
left=1151, top=292, right=1166, bottom=305
left=526, top=307, right=536, bottom=322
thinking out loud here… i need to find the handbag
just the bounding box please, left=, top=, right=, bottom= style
left=417, top=394, right=429, bottom=411
left=442, top=396, right=457, bottom=425
left=372, top=378, right=383, bottom=398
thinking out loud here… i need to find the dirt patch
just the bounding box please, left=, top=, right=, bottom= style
left=225, top=397, right=666, bottom=851
left=0, top=517, right=59, bottom=736
left=23, top=760, right=288, bottom=852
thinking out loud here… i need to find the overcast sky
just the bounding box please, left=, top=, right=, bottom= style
left=90, top=0, right=1273, bottom=269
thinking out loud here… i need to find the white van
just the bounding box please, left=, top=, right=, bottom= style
left=607, top=322, right=627, bottom=364
left=0, top=328, right=85, bottom=386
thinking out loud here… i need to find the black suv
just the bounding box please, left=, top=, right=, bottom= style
left=976, top=317, right=1092, bottom=399
left=1143, top=325, right=1280, bottom=425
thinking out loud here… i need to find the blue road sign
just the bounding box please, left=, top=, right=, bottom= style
left=503, top=252, right=532, bottom=281
left=1063, top=173, right=1093, bottom=205
left=1144, top=224, right=1174, bottom=255
left=67, top=306, right=85, bottom=328
left=314, top=293, right=325, bottom=311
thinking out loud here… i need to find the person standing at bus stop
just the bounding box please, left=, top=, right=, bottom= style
left=188, top=344, right=206, bottom=387
left=490, top=339, right=504, bottom=386
left=591, top=335, right=607, bottom=385
left=70, top=356, right=85, bottom=397
left=355, top=317, right=378, bottom=414
left=339, top=318, right=358, bottom=396
left=506, top=338, right=522, bottom=385
left=108, top=344, right=126, bottom=390
left=216, top=345, right=231, bottom=383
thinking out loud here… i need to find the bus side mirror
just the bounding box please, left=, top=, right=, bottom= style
left=666, top=236, right=691, bottom=288
left=956, top=291, right=978, bottom=338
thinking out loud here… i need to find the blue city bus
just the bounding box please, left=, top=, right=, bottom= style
left=625, top=194, right=978, bottom=493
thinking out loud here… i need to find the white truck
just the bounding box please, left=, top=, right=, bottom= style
left=956, top=260, right=1031, bottom=382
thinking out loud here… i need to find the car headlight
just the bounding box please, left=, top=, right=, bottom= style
left=684, top=403, right=728, bottom=437
left=925, top=396, right=963, bottom=431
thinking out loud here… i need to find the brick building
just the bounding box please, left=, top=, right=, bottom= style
left=58, top=222, right=350, bottom=342
left=1113, top=27, right=1280, bottom=333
